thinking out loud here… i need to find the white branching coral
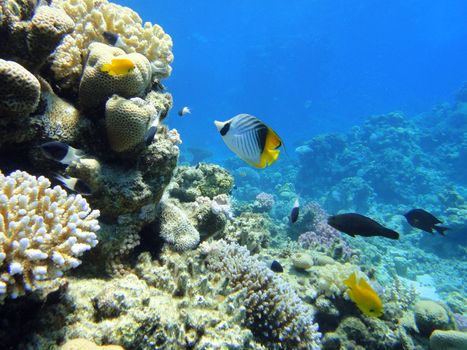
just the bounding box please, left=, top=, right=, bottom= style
left=0, top=170, right=100, bottom=303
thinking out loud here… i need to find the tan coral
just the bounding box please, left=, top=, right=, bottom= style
left=79, top=42, right=152, bottom=110
left=50, top=0, right=173, bottom=90
left=105, top=94, right=156, bottom=152
left=0, top=170, right=100, bottom=303
left=0, top=59, right=40, bottom=117
left=27, top=5, right=74, bottom=63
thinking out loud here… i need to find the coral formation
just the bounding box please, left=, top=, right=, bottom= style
left=0, top=59, right=40, bottom=117
left=0, top=170, right=100, bottom=303
left=202, top=240, right=322, bottom=349
left=157, top=200, right=200, bottom=251
left=414, top=300, right=455, bottom=337
left=429, top=330, right=467, bottom=350
left=50, top=0, right=173, bottom=90
left=79, top=42, right=152, bottom=110
left=60, top=338, right=124, bottom=350
left=105, top=95, right=156, bottom=152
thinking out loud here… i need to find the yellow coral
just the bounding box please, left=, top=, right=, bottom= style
left=50, top=0, right=173, bottom=89
left=0, top=59, right=40, bottom=117
left=105, top=94, right=156, bottom=152
left=0, top=170, right=100, bottom=303
left=61, top=338, right=124, bottom=350
left=79, top=42, right=152, bottom=110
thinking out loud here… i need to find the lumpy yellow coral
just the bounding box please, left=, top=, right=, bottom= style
left=0, top=170, right=100, bottom=303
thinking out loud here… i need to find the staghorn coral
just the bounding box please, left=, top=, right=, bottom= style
left=0, top=59, right=40, bottom=117
left=157, top=200, right=200, bottom=251
left=0, top=170, right=100, bottom=303
left=79, top=42, right=152, bottom=111
left=201, top=240, right=321, bottom=350
left=105, top=95, right=156, bottom=152
left=383, top=275, right=418, bottom=319
left=50, top=0, right=173, bottom=90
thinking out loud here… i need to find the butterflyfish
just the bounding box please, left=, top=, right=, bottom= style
left=328, top=213, right=399, bottom=240
left=214, top=114, right=283, bottom=168
left=404, top=209, right=449, bottom=236
left=344, top=272, right=383, bottom=317
left=40, top=141, right=84, bottom=165
left=101, top=57, right=135, bottom=76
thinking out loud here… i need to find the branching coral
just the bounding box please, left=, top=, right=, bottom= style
left=0, top=170, right=100, bottom=303
left=201, top=240, right=321, bottom=349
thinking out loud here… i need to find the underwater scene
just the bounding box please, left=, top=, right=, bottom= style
left=0, top=0, right=466, bottom=349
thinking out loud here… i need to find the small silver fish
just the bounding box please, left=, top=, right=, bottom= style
left=55, top=175, right=92, bottom=195
left=178, top=106, right=191, bottom=116
left=40, top=142, right=84, bottom=165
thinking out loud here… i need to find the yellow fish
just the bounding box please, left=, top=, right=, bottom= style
left=101, top=57, right=135, bottom=76
left=344, top=272, right=383, bottom=317
left=214, top=114, right=283, bottom=169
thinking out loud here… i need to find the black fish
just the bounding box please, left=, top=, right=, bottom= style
left=144, top=126, right=158, bottom=146
left=270, top=260, right=283, bottom=273
left=328, top=213, right=399, bottom=240
left=40, top=142, right=83, bottom=165
left=55, top=175, right=92, bottom=196
left=290, top=198, right=299, bottom=224
left=102, top=31, right=120, bottom=46
left=404, top=209, right=449, bottom=236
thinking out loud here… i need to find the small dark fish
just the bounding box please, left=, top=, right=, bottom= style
left=143, top=111, right=162, bottom=146
left=153, top=80, right=165, bottom=92
left=178, top=106, right=191, bottom=116
left=55, top=175, right=92, bottom=195
left=102, top=31, right=126, bottom=49
left=40, top=142, right=84, bottom=165
left=404, top=209, right=449, bottom=236
left=328, top=213, right=399, bottom=240
left=270, top=260, right=283, bottom=273
left=290, top=198, right=299, bottom=224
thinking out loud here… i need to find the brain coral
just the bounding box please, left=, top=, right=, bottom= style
left=105, top=94, right=156, bottom=152
left=202, top=240, right=321, bottom=349
left=79, top=42, right=152, bottom=110
left=0, top=170, right=100, bottom=303
left=50, top=0, right=173, bottom=90
left=0, top=59, right=40, bottom=117
left=158, top=200, right=200, bottom=251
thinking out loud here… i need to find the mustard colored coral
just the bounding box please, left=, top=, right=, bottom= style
left=60, top=338, right=125, bottom=350
left=0, top=59, right=40, bottom=117
left=50, top=0, right=173, bottom=90
left=0, top=170, right=100, bottom=303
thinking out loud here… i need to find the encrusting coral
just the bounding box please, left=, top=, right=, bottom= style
left=0, top=170, right=100, bottom=303
left=429, top=330, right=467, bottom=350
left=50, top=0, right=173, bottom=90
left=60, top=338, right=125, bottom=350
left=0, top=59, right=40, bottom=117
left=79, top=42, right=152, bottom=111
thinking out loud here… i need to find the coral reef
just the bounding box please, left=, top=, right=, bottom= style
left=414, top=300, right=456, bottom=337
left=0, top=170, right=100, bottom=303
left=201, top=240, right=322, bottom=349
left=60, top=338, right=125, bottom=350
left=429, top=330, right=467, bottom=350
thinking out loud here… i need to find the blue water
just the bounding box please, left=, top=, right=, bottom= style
left=116, top=0, right=467, bottom=162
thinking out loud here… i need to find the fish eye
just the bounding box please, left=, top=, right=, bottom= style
left=369, top=308, right=374, bottom=312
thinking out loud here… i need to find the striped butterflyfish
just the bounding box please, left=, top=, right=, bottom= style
left=214, top=114, right=283, bottom=168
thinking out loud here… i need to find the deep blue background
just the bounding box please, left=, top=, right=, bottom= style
left=114, top=0, right=467, bottom=161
